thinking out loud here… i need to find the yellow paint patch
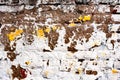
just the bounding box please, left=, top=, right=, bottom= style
left=45, top=27, right=51, bottom=33
left=69, top=22, right=76, bottom=27
left=44, top=70, right=49, bottom=77
left=52, top=26, right=57, bottom=31
left=57, top=27, right=60, bottom=30
left=96, top=55, right=99, bottom=59
left=37, top=29, right=44, bottom=38
left=76, top=68, right=82, bottom=74
left=15, top=29, right=23, bottom=35
left=7, top=32, right=16, bottom=41
left=83, top=15, right=91, bottom=21
left=25, top=61, right=31, bottom=65
left=112, top=69, right=118, bottom=73
left=7, top=29, right=23, bottom=41
left=78, top=16, right=83, bottom=20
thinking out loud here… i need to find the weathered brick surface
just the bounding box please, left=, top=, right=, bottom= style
left=0, top=2, right=120, bottom=80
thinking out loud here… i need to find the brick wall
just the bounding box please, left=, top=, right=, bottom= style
left=0, top=2, right=120, bottom=80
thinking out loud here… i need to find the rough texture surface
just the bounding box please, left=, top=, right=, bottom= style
left=0, top=1, right=120, bottom=80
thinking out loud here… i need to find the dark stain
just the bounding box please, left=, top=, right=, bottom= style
left=106, top=32, right=112, bottom=38
left=116, top=31, right=120, bottom=33
left=95, top=78, right=99, bottom=80
left=47, top=60, right=49, bottom=66
left=0, top=23, right=2, bottom=27
left=67, top=68, right=71, bottom=72
left=118, top=59, right=120, bottom=61
left=111, top=40, right=115, bottom=48
left=97, top=24, right=108, bottom=33
left=11, top=64, right=27, bottom=80
left=106, top=58, right=109, bottom=60
left=43, top=49, right=51, bottom=52
left=67, top=46, right=78, bottom=53
left=48, top=31, right=59, bottom=50
left=7, top=51, right=17, bottom=61
left=93, top=62, right=97, bottom=65
left=64, top=21, right=70, bottom=24
left=0, top=58, right=2, bottom=61
left=60, top=60, right=61, bottom=65
left=86, top=70, right=92, bottom=75
left=117, top=39, right=120, bottom=42
left=9, top=26, right=17, bottom=32
left=4, top=58, right=7, bottom=60
left=92, top=71, right=98, bottom=75
left=78, top=59, right=85, bottom=62
left=23, top=43, right=25, bottom=46
left=86, top=70, right=98, bottom=75
left=64, top=27, right=75, bottom=44
left=80, top=27, right=93, bottom=42
left=4, top=42, right=17, bottom=61
left=4, top=43, right=15, bottom=51
left=90, top=59, right=94, bottom=61
left=76, top=9, right=83, bottom=14
left=64, top=36, right=70, bottom=44
left=112, top=9, right=117, bottom=14
left=67, top=41, right=78, bottom=53
left=89, top=45, right=99, bottom=50
left=75, top=71, right=79, bottom=74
